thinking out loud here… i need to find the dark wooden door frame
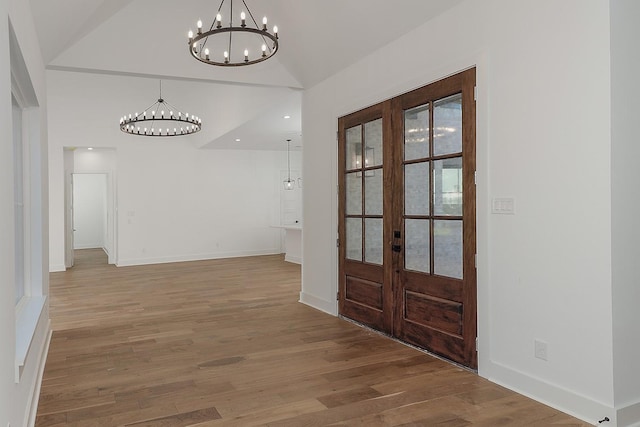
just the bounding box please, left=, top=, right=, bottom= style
left=338, top=68, right=477, bottom=369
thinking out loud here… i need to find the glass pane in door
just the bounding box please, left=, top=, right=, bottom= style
left=405, top=219, right=430, bottom=273
left=404, top=162, right=430, bottom=216
left=404, top=104, right=430, bottom=160
left=364, top=171, right=382, bottom=215
left=364, top=118, right=383, bottom=167
left=365, top=218, right=383, bottom=265
left=346, top=125, right=362, bottom=170
left=346, top=172, right=362, bottom=215
left=346, top=218, right=363, bottom=261
left=433, top=220, right=463, bottom=279
left=433, top=157, right=462, bottom=216
left=433, top=94, right=462, bottom=156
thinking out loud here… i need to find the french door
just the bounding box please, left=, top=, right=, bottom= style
left=338, top=68, right=477, bottom=368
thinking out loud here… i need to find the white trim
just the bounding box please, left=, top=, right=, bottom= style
left=15, top=295, right=46, bottom=381
left=284, top=254, right=301, bottom=264
left=116, top=249, right=281, bottom=267
left=49, top=264, right=66, bottom=272
left=487, top=360, right=613, bottom=426
left=299, top=292, right=336, bottom=315
left=617, top=400, right=640, bottom=427
left=25, top=324, right=51, bottom=427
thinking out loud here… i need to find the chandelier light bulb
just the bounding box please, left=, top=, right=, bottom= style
left=197, top=19, right=202, bottom=34
left=216, top=13, right=222, bottom=28
left=169, top=111, right=174, bottom=118
left=161, top=110, right=165, bottom=118
left=262, top=16, right=267, bottom=30
left=273, top=25, right=278, bottom=37
left=152, top=110, right=156, bottom=118
left=240, top=11, right=246, bottom=27
left=188, top=30, right=193, bottom=41
left=204, top=48, right=210, bottom=60
left=244, top=49, right=249, bottom=62
left=224, top=51, right=229, bottom=63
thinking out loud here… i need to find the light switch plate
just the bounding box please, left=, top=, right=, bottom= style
left=492, top=197, right=515, bottom=214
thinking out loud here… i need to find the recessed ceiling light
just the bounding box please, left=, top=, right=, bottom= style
left=235, top=138, right=241, bottom=142
left=283, top=115, right=291, bottom=119
left=87, top=147, right=94, bottom=150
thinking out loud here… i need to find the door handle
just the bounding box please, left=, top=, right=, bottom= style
left=392, top=244, right=402, bottom=252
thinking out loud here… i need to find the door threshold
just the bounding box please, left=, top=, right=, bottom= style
left=338, top=314, right=478, bottom=374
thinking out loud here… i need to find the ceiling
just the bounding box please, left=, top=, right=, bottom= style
left=30, top=0, right=463, bottom=150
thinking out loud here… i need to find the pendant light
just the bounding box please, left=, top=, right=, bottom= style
left=284, top=139, right=294, bottom=190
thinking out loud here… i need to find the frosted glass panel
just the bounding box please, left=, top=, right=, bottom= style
left=433, top=157, right=462, bottom=216
left=364, top=171, right=383, bottom=215
left=365, top=218, right=383, bottom=265
left=404, top=162, right=430, bottom=216
left=434, top=94, right=462, bottom=156
left=346, top=172, right=362, bottom=215
left=346, top=125, right=362, bottom=170
left=364, top=118, right=383, bottom=167
left=434, top=220, right=463, bottom=279
left=405, top=219, right=430, bottom=273
left=346, top=218, right=362, bottom=261
left=404, top=104, right=429, bottom=160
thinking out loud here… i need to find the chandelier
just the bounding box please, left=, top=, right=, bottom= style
left=188, top=0, right=279, bottom=67
left=119, top=81, right=202, bottom=137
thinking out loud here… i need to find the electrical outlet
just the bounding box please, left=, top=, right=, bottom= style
left=534, top=339, right=548, bottom=361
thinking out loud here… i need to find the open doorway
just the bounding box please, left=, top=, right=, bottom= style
left=73, top=173, right=108, bottom=253
left=63, top=147, right=117, bottom=268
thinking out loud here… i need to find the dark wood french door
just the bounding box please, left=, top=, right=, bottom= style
left=338, top=68, right=477, bottom=368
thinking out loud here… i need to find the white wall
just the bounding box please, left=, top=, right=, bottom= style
left=302, top=0, right=617, bottom=424
left=48, top=71, right=286, bottom=269
left=73, top=173, right=107, bottom=250
left=1, top=0, right=50, bottom=426
left=610, top=0, right=640, bottom=425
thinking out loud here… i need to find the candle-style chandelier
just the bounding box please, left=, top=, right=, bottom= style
left=187, top=0, right=279, bottom=67
left=119, top=81, right=202, bottom=137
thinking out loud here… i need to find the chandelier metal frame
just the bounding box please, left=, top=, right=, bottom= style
left=119, top=81, right=202, bottom=137
left=188, top=0, right=279, bottom=67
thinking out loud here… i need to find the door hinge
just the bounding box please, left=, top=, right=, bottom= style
left=336, top=130, right=339, bottom=141
left=474, top=170, right=477, bottom=185
left=474, top=254, right=477, bottom=268
left=337, top=238, right=340, bottom=247
left=474, top=85, right=477, bottom=101
left=336, top=291, right=340, bottom=300
left=475, top=337, right=479, bottom=351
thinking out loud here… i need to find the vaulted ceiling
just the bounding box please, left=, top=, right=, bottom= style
left=30, top=0, right=463, bottom=150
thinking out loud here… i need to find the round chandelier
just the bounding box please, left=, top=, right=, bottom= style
left=119, top=81, right=202, bottom=137
left=188, top=0, right=279, bottom=67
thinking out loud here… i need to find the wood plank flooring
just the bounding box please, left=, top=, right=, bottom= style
left=36, top=249, right=590, bottom=426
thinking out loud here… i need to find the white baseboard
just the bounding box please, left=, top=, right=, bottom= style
left=73, top=244, right=102, bottom=250
left=618, top=399, right=640, bottom=427
left=485, top=360, right=614, bottom=426
left=299, top=291, right=337, bottom=316
left=116, top=249, right=281, bottom=267
left=49, top=264, right=66, bottom=272
left=284, top=254, right=301, bottom=264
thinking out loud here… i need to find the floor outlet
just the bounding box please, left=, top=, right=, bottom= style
left=534, top=339, right=548, bottom=361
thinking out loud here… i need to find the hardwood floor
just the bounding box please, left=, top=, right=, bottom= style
left=36, top=249, right=590, bottom=426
